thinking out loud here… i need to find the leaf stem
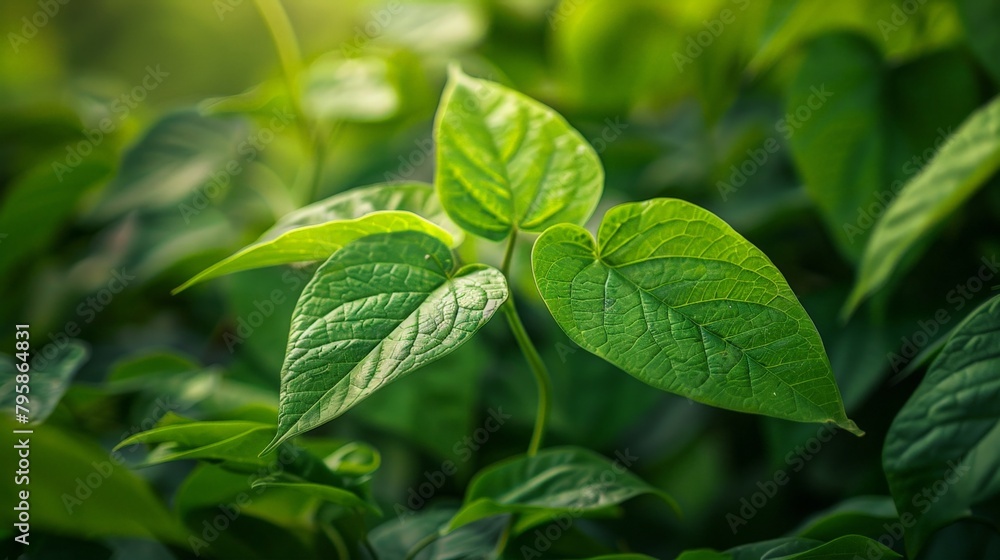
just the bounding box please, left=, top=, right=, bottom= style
left=500, top=227, right=518, bottom=277
left=502, top=297, right=551, bottom=457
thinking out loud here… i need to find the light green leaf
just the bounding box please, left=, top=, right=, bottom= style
left=532, top=198, right=861, bottom=433
left=434, top=66, right=603, bottom=241
left=786, top=33, right=885, bottom=260
left=260, top=181, right=462, bottom=243
left=87, top=111, right=248, bottom=219
left=883, top=294, right=1000, bottom=555
left=768, top=535, right=901, bottom=559
left=301, top=55, right=399, bottom=122
left=0, top=340, right=88, bottom=424
left=174, top=210, right=454, bottom=293
left=264, top=231, right=508, bottom=452
left=846, top=96, right=1000, bottom=315
left=446, top=446, right=676, bottom=533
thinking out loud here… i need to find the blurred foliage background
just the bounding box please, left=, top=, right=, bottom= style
left=1, top=0, right=999, bottom=558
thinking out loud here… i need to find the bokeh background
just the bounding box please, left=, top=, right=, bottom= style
left=2, top=0, right=1000, bottom=558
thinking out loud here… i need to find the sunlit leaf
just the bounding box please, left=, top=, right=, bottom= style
left=533, top=198, right=861, bottom=433
left=434, top=66, right=603, bottom=240
left=264, top=231, right=508, bottom=452
left=301, top=55, right=399, bottom=122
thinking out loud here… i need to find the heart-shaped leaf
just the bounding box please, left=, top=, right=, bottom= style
left=264, top=230, right=508, bottom=452
left=532, top=198, right=860, bottom=434
left=446, top=446, right=676, bottom=533
left=883, top=294, right=1000, bottom=555
left=174, top=210, right=453, bottom=293
left=845, top=95, right=1000, bottom=315
left=434, top=66, right=603, bottom=241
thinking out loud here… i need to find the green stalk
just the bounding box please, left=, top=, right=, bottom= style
left=498, top=231, right=551, bottom=456
left=252, top=0, right=325, bottom=203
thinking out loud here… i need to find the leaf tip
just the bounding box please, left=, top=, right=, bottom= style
left=838, top=419, right=865, bottom=437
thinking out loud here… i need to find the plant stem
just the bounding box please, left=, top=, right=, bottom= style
left=500, top=228, right=518, bottom=277
left=503, top=297, right=551, bottom=457
left=252, top=0, right=325, bottom=204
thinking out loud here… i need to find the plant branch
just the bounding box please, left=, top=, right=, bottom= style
left=503, top=297, right=551, bottom=457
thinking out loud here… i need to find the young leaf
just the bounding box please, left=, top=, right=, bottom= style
left=883, top=294, right=1000, bottom=555
left=532, top=198, right=861, bottom=434
left=434, top=66, right=603, bottom=241
left=264, top=231, right=508, bottom=453
left=174, top=210, right=453, bottom=293
left=446, top=446, right=677, bottom=533
left=115, top=420, right=279, bottom=469
left=250, top=481, right=379, bottom=514
left=260, top=181, right=462, bottom=243
left=845, top=95, right=1000, bottom=315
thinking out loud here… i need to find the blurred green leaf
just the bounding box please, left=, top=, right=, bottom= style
left=434, top=66, right=603, bottom=241
left=956, top=0, right=1000, bottom=85
left=794, top=496, right=898, bottom=541
left=786, top=33, right=885, bottom=260
left=301, top=55, right=399, bottom=122
left=446, top=446, right=676, bottom=533
left=370, top=508, right=507, bottom=560
left=846, top=96, right=1000, bottom=315
left=883, top=294, right=1000, bottom=555
left=769, top=535, right=900, bottom=559
left=87, top=111, right=248, bottom=219
left=0, top=340, right=88, bottom=424
left=265, top=231, right=508, bottom=452
left=532, top=199, right=861, bottom=433
left=0, top=160, right=110, bottom=280
left=250, top=481, right=378, bottom=514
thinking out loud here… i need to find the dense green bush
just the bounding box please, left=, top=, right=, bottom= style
left=2, top=1, right=1000, bottom=559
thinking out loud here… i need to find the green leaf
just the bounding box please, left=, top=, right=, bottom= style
left=0, top=160, right=110, bottom=280
left=883, top=294, right=1000, bottom=555
left=0, top=340, right=88, bottom=424
left=434, top=66, right=603, bottom=241
left=768, top=535, right=901, bottom=559
left=261, top=181, right=462, bottom=243
left=115, top=420, right=278, bottom=469
left=794, top=496, right=898, bottom=542
left=0, top=417, right=185, bottom=544
left=250, top=481, right=378, bottom=514
left=846, top=96, right=1000, bottom=315
left=786, top=33, right=885, bottom=260
left=87, top=111, right=248, bottom=219
left=446, top=446, right=677, bottom=533
left=301, top=55, right=399, bottom=122
left=264, top=230, right=508, bottom=452
left=174, top=210, right=454, bottom=293
left=532, top=199, right=861, bottom=433
left=369, top=508, right=507, bottom=560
